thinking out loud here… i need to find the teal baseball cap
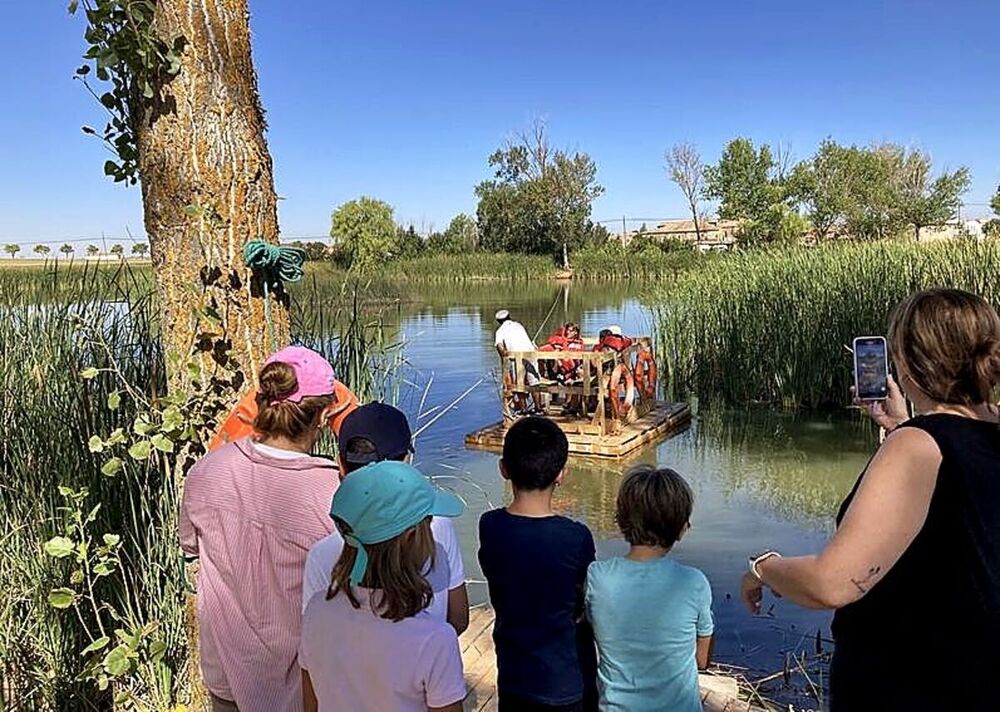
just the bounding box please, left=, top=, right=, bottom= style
left=330, top=460, right=464, bottom=586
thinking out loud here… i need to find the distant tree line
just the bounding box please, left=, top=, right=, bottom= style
left=666, top=138, right=972, bottom=245
left=326, top=120, right=609, bottom=271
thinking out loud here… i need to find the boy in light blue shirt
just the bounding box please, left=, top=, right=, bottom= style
left=584, top=465, right=714, bottom=712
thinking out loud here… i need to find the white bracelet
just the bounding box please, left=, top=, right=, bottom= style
left=750, top=551, right=782, bottom=581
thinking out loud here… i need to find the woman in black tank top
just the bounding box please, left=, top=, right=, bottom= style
left=739, top=289, right=1000, bottom=711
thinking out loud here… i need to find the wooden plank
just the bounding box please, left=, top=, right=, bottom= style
left=465, top=402, right=692, bottom=459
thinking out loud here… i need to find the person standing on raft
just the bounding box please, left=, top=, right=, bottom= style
left=495, top=309, right=543, bottom=413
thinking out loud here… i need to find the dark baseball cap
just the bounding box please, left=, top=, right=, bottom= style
left=337, top=402, right=414, bottom=465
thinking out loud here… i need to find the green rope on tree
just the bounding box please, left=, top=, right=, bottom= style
left=242, top=240, right=307, bottom=285
left=242, top=240, right=307, bottom=352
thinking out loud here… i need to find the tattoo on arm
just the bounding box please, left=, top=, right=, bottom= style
left=851, top=565, right=882, bottom=594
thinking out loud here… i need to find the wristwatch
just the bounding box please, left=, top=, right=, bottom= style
left=747, top=551, right=781, bottom=581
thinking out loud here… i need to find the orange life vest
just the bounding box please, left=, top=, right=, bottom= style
left=207, top=380, right=360, bottom=452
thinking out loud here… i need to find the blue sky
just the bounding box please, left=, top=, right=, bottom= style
left=1, top=0, right=998, bottom=246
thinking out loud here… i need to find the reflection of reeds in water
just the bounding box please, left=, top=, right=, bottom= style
left=696, top=408, right=872, bottom=525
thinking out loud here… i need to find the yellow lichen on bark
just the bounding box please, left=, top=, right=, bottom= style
left=137, top=0, right=289, bottom=387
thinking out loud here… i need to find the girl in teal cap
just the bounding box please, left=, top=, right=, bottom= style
left=299, top=460, right=466, bottom=712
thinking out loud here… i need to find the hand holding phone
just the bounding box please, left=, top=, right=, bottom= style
left=853, top=336, right=889, bottom=401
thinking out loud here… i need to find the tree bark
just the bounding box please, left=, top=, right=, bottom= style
left=137, top=0, right=289, bottom=386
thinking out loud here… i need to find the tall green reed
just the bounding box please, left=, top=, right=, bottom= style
left=652, top=239, right=1000, bottom=408
left=1, top=262, right=403, bottom=709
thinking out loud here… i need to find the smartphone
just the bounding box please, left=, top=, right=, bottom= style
left=853, top=336, right=889, bottom=401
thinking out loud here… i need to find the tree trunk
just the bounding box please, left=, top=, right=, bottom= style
left=137, top=0, right=289, bottom=388
left=690, top=201, right=702, bottom=243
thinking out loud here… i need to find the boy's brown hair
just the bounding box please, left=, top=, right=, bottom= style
left=327, top=516, right=436, bottom=621
left=616, top=465, right=693, bottom=548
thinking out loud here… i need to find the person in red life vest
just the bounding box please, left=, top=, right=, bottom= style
left=594, top=325, right=633, bottom=355
left=539, top=322, right=586, bottom=383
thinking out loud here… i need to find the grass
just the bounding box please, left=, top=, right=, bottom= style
left=652, top=238, right=1000, bottom=408
left=0, top=263, right=400, bottom=709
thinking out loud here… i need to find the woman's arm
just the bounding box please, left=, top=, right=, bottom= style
left=741, top=427, right=941, bottom=612
left=302, top=669, right=318, bottom=712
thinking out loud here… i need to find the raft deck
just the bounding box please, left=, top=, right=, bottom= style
left=459, top=605, right=758, bottom=711
left=465, top=401, right=691, bottom=458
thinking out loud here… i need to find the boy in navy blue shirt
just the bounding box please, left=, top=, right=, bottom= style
left=478, top=416, right=597, bottom=712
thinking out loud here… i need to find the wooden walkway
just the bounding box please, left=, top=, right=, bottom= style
left=460, top=606, right=758, bottom=711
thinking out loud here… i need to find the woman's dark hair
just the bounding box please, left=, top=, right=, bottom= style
left=616, top=465, right=693, bottom=548
left=327, top=517, right=435, bottom=621
left=253, top=361, right=334, bottom=441
left=501, top=416, right=569, bottom=490
left=888, top=288, right=1000, bottom=406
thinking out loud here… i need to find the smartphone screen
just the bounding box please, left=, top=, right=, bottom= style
left=854, top=336, right=888, bottom=401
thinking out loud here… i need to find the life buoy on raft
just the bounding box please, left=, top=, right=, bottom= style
left=634, top=350, right=657, bottom=399
left=608, top=363, right=635, bottom=418
left=207, top=380, right=360, bottom=452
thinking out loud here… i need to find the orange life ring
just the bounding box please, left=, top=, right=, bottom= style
left=207, top=380, right=360, bottom=452
left=634, top=350, right=657, bottom=398
left=608, top=363, right=635, bottom=418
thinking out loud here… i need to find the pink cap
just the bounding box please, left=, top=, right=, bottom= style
left=262, top=346, right=337, bottom=403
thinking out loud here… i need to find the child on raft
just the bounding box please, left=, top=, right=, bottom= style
left=180, top=346, right=342, bottom=712
left=299, top=460, right=467, bottom=712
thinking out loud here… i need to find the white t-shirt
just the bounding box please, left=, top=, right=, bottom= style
left=495, top=319, right=536, bottom=353
left=300, top=588, right=466, bottom=711
left=302, top=517, right=466, bottom=617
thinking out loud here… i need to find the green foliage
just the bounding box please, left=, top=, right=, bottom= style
left=395, top=225, right=425, bottom=259
left=571, top=242, right=711, bottom=280
left=288, top=240, right=330, bottom=261
left=60, top=243, right=76, bottom=257
left=704, top=138, right=778, bottom=224
left=426, top=214, right=478, bottom=254
left=70, top=1, right=186, bottom=184
left=992, top=186, right=1000, bottom=217
left=4, top=243, right=20, bottom=259
left=34, top=244, right=52, bottom=256
left=109, top=244, right=125, bottom=258
left=130, top=243, right=149, bottom=256
left=330, top=196, right=399, bottom=271
left=86, top=244, right=100, bottom=257
left=653, top=240, right=1000, bottom=408
left=794, top=141, right=970, bottom=241
left=475, top=121, right=604, bottom=258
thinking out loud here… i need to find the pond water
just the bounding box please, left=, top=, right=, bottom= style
left=374, top=281, right=873, bottom=690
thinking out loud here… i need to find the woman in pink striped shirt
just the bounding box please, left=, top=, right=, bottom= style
left=180, top=346, right=342, bottom=712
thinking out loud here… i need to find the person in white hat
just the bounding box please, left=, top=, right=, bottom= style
left=495, top=310, right=543, bottom=413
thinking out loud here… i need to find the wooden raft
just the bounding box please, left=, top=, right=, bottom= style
left=466, top=401, right=691, bottom=458
left=459, top=606, right=758, bottom=711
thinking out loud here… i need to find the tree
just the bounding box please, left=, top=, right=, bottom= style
left=71, top=0, right=289, bottom=387
left=475, top=120, right=604, bottom=259
left=395, top=225, right=424, bottom=259
left=60, top=243, right=75, bottom=258
left=110, top=244, right=125, bottom=259
left=34, top=244, right=52, bottom=257
left=992, top=186, right=1000, bottom=217
left=704, top=138, right=777, bottom=224
left=4, top=244, right=20, bottom=259
left=131, top=242, right=150, bottom=256
left=427, top=213, right=478, bottom=254
left=330, top=197, right=398, bottom=271
left=665, top=143, right=705, bottom=242
left=892, top=150, right=970, bottom=241
left=85, top=244, right=100, bottom=257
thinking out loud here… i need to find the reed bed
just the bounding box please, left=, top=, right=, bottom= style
left=572, top=244, right=713, bottom=280
left=652, top=239, right=1000, bottom=408
left=0, top=264, right=399, bottom=709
